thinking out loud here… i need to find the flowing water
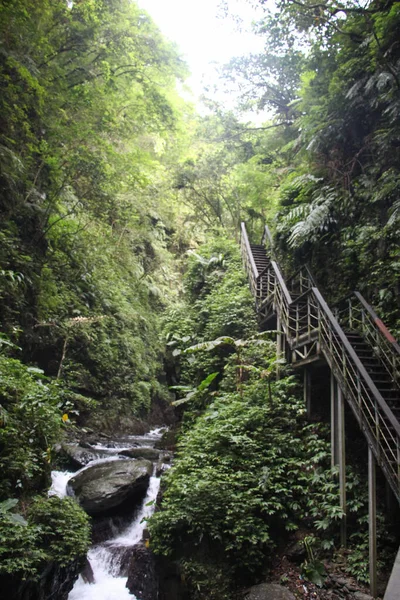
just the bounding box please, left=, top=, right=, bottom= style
left=50, top=428, right=165, bottom=600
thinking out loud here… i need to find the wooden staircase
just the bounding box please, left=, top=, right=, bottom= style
left=240, top=221, right=400, bottom=598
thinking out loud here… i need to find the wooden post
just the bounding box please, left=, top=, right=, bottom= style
left=337, top=384, right=347, bottom=548
left=276, top=315, right=282, bottom=380
left=369, top=447, right=377, bottom=598
left=331, top=373, right=339, bottom=468
left=331, top=374, right=346, bottom=547
left=304, top=367, right=312, bottom=419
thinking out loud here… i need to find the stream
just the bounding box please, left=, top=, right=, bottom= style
left=50, top=428, right=166, bottom=600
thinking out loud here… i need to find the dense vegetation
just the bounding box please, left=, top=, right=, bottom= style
left=149, top=241, right=395, bottom=598
left=0, top=0, right=399, bottom=598
left=0, top=0, right=191, bottom=591
left=223, top=0, right=400, bottom=331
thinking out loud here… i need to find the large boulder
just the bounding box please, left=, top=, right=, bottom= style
left=244, top=583, right=296, bottom=600
left=67, top=459, right=152, bottom=515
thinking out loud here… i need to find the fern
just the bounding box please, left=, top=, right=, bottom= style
left=387, top=198, right=400, bottom=226
left=286, top=187, right=337, bottom=249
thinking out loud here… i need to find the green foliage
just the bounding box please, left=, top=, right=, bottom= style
left=0, top=496, right=90, bottom=580
left=163, top=237, right=258, bottom=423
left=0, top=355, right=66, bottom=496
left=0, top=514, right=46, bottom=579
left=29, top=496, right=91, bottom=567
left=0, top=0, right=191, bottom=431
left=346, top=506, right=397, bottom=584
left=149, top=371, right=338, bottom=584
left=301, top=536, right=326, bottom=587
left=179, top=558, right=235, bottom=600
left=185, top=238, right=257, bottom=340
left=0, top=499, right=27, bottom=526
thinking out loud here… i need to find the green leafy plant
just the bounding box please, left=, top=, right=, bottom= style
left=170, top=371, right=220, bottom=407
left=0, top=496, right=90, bottom=580
left=0, top=499, right=27, bottom=526
left=301, top=535, right=326, bottom=587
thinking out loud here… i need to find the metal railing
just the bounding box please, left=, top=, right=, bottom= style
left=240, top=222, right=400, bottom=503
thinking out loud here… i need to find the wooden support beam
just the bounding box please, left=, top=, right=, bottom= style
left=337, top=384, right=347, bottom=548
left=331, top=373, right=339, bottom=468
left=383, top=546, right=400, bottom=600
left=304, top=367, right=312, bottom=419
left=369, top=447, right=377, bottom=598
left=276, top=315, right=283, bottom=380
left=331, top=374, right=346, bottom=547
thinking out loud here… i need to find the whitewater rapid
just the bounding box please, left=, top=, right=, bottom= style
left=50, top=428, right=164, bottom=600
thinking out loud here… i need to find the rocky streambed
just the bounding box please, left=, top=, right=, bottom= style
left=50, top=427, right=170, bottom=600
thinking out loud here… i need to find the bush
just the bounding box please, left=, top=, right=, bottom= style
left=0, top=496, right=90, bottom=580
left=149, top=374, right=336, bottom=579
left=0, top=355, right=66, bottom=496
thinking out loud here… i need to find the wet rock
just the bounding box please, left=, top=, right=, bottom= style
left=79, top=441, right=95, bottom=450
left=0, top=558, right=83, bottom=600
left=156, top=453, right=172, bottom=477
left=154, top=429, right=177, bottom=451
left=126, top=541, right=158, bottom=600
left=59, top=443, right=102, bottom=470
left=81, top=558, right=95, bottom=584
left=102, top=545, right=133, bottom=577
left=67, top=459, right=152, bottom=515
left=119, top=447, right=160, bottom=461
left=91, top=513, right=133, bottom=544
left=353, top=593, right=373, bottom=600
left=244, top=583, right=296, bottom=600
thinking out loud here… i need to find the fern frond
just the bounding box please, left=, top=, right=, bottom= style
left=387, top=198, right=400, bottom=226
left=287, top=187, right=337, bottom=249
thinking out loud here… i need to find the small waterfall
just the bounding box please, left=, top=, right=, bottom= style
left=69, top=476, right=160, bottom=600
left=50, top=428, right=165, bottom=600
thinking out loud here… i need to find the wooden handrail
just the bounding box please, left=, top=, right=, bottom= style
left=240, top=222, right=258, bottom=278
left=261, top=224, right=274, bottom=249
left=354, top=291, right=400, bottom=351
left=312, top=287, right=400, bottom=437
left=270, top=261, right=292, bottom=305
left=334, top=290, right=400, bottom=387
left=240, top=227, right=400, bottom=502
left=287, top=264, right=317, bottom=289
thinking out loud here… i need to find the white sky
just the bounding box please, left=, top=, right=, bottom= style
left=137, top=0, right=265, bottom=112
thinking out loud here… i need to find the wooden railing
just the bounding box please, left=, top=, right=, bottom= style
left=240, top=222, right=259, bottom=300
left=240, top=222, right=400, bottom=504
left=336, top=292, right=400, bottom=388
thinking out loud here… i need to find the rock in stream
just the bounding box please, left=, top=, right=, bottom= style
left=67, top=458, right=153, bottom=516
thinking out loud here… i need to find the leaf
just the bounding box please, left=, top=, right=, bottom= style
left=183, top=337, right=236, bottom=354
left=27, top=367, right=45, bottom=375
left=8, top=513, right=28, bottom=526
left=197, top=372, right=219, bottom=391
left=169, top=385, right=193, bottom=392
left=0, top=498, right=19, bottom=512
left=172, top=391, right=197, bottom=407
left=302, top=561, right=326, bottom=587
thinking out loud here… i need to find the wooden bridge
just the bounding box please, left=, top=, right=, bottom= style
left=240, top=222, right=400, bottom=599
